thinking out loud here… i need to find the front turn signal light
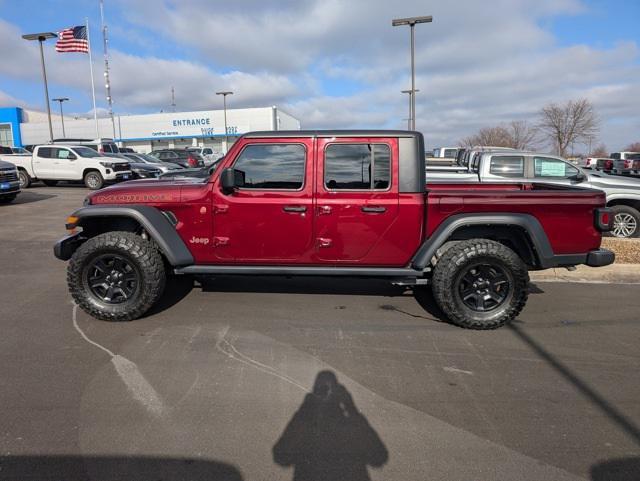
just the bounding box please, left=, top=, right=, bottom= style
left=65, top=215, right=79, bottom=233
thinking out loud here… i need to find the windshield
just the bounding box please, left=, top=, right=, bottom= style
left=140, top=154, right=161, bottom=163
left=73, top=147, right=102, bottom=158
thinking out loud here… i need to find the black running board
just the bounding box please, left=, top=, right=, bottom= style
left=174, top=265, right=420, bottom=277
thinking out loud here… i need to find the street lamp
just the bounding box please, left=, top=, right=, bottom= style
left=22, top=32, right=58, bottom=142
left=52, top=97, right=69, bottom=138
left=392, top=15, right=432, bottom=130
left=216, top=91, right=233, bottom=153
left=401, top=89, right=420, bottom=130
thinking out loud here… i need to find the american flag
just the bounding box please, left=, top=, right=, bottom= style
left=56, top=26, right=89, bottom=53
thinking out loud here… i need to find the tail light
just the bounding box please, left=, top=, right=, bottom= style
left=624, top=160, right=632, bottom=169
left=595, top=207, right=613, bottom=232
left=187, top=155, right=198, bottom=167
left=605, top=160, right=613, bottom=170
left=99, top=146, right=104, bottom=153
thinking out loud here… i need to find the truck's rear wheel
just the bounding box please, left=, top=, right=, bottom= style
left=68, top=231, right=166, bottom=321
left=84, top=171, right=104, bottom=190
left=431, top=239, right=529, bottom=329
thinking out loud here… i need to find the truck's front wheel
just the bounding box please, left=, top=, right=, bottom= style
left=68, top=231, right=166, bottom=321
left=84, top=171, right=104, bottom=190
left=431, top=239, right=529, bottom=329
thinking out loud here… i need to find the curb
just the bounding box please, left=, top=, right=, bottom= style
left=530, top=264, right=640, bottom=284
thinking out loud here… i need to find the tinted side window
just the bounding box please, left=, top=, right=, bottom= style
left=534, top=157, right=578, bottom=178
left=611, top=153, right=620, bottom=160
left=38, top=147, right=54, bottom=158
left=324, top=144, right=390, bottom=190
left=203, top=148, right=212, bottom=155
left=443, top=148, right=457, bottom=158
left=489, top=155, right=525, bottom=177
left=102, top=144, right=118, bottom=153
left=233, top=143, right=306, bottom=189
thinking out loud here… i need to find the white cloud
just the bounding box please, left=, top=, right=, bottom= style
left=1, top=0, right=639, bottom=150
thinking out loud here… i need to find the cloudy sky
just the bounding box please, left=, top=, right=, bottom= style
left=0, top=0, right=639, bottom=150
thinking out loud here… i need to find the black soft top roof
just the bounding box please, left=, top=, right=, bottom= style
left=243, top=130, right=423, bottom=139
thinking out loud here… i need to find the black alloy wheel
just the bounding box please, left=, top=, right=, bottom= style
left=84, top=253, right=140, bottom=304
left=455, top=263, right=511, bottom=312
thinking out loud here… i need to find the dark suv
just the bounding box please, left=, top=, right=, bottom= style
left=149, top=149, right=204, bottom=168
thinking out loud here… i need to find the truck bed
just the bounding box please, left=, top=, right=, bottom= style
left=425, top=182, right=606, bottom=255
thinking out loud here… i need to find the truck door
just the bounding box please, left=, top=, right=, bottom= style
left=211, top=138, right=314, bottom=262
left=314, top=137, right=399, bottom=263
left=52, top=147, right=79, bottom=179
left=32, top=147, right=58, bottom=179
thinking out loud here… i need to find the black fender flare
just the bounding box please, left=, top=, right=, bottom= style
left=68, top=205, right=194, bottom=266
left=410, top=213, right=574, bottom=270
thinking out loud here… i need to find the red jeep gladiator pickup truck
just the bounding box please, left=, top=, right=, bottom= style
left=54, top=130, right=614, bottom=329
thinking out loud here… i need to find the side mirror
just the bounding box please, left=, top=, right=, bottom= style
left=571, top=171, right=587, bottom=182
left=220, top=168, right=245, bottom=194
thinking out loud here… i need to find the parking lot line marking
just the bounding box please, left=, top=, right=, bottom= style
left=443, top=366, right=474, bottom=375
left=72, top=303, right=115, bottom=358
left=72, top=303, right=166, bottom=418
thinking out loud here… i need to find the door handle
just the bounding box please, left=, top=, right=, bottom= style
left=361, top=206, right=386, bottom=213
left=283, top=205, right=307, bottom=213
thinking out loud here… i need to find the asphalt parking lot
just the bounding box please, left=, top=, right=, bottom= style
left=1, top=185, right=639, bottom=481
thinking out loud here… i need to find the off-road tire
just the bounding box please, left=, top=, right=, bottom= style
left=608, top=205, right=640, bottom=238
left=84, top=171, right=104, bottom=190
left=18, top=170, right=31, bottom=188
left=0, top=194, right=17, bottom=204
left=431, top=239, right=529, bottom=329
left=42, top=180, right=59, bottom=187
left=68, top=231, right=166, bottom=321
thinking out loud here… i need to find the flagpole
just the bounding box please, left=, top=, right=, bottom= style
left=86, top=17, right=99, bottom=138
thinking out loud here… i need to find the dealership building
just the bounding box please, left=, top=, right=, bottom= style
left=0, top=106, right=300, bottom=154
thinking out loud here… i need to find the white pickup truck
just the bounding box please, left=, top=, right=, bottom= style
left=7, top=145, right=131, bottom=190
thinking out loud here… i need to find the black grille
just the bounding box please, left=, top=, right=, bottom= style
left=0, top=169, right=18, bottom=182
left=113, top=163, right=130, bottom=172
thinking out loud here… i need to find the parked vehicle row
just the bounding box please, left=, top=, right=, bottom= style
left=0, top=136, right=214, bottom=190
left=9, top=145, right=131, bottom=190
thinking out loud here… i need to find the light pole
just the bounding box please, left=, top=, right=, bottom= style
left=392, top=16, right=432, bottom=130
left=22, top=32, right=57, bottom=142
left=52, top=97, right=69, bottom=138
left=401, top=89, right=419, bottom=130
left=216, top=91, right=233, bottom=153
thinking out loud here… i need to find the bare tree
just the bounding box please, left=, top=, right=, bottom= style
left=592, top=144, right=608, bottom=157
left=624, top=142, right=640, bottom=152
left=507, top=120, right=539, bottom=150
left=461, top=121, right=538, bottom=150
left=461, top=126, right=511, bottom=148
left=538, top=98, right=599, bottom=157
